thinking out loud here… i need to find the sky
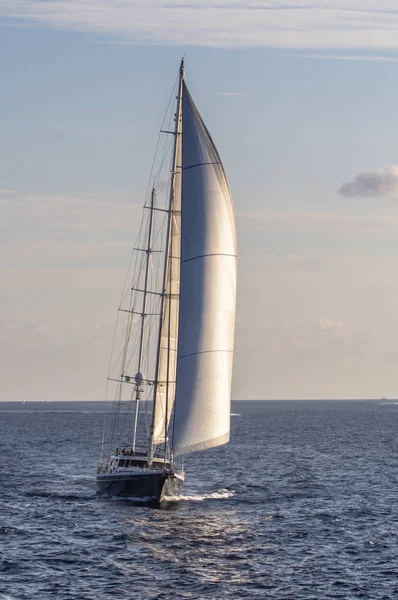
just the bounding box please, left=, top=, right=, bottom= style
left=3, top=1, right=398, bottom=400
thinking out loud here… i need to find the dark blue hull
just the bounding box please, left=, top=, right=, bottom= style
left=96, top=470, right=183, bottom=502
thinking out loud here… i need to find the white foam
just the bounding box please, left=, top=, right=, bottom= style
left=165, top=488, right=235, bottom=502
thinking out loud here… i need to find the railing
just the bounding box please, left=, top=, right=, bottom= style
left=97, top=463, right=173, bottom=475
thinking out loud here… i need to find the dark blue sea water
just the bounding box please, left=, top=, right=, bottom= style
left=1, top=400, right=397, bottom=599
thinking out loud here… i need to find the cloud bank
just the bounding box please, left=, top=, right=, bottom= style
left=338, top=166, right=398, bottom=198
left=2, top=1, right=398, bottom=49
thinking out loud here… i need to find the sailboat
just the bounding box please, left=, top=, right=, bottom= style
left=96, top=59, right=237, bottom=502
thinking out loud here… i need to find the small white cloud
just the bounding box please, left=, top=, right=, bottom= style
left=319, top=316, right=344, bottom=336
left=338, top=166, right=398, bottom=198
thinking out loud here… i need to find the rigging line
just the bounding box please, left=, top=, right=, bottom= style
left=106, top=307, right=122, bottom=382
left=119, top=397, right=134, bottom=444
left=128, top=194, right=156, bottom=303
left=110, top=238, right=152, bottom=378
left=124, top=322, right=143, bottom=374
left=120, top=191, right=151, bottom=305
left=119, top=311, right=134, bottom=373
left=107, top=213, right=148, bottom=378
left=148, top=155, right=172, bottom=239
left=143, top=298, right=157, bottom=378
left=155, top=127, right=174, bottom=174
left=107, top=300, right=142, bottom=389
left=141, top=257, right=161, bottom=374
left=109, top=104, right=178, bottom=450
left=147, top=109, right=175, bottom=215
left=99, top=394, right=108, bottom=466
left=143, top=73, right=179, bottom=206
left=106, top=80, right=177, bottom=389
left=120, top=213, right=148, bottom=308
left=120, top=289, right=136, bottom=385
left=141, top=294, right=156, bottom=441
left=152, top=135, right=174, bottom=189
left=118, top=210, right=146, bottom=309
left=102, top=342, right=125, bottom=456
left=122, top=300, right=158, bottom=375
left=143, top=105, right=175, bottom=213
left=143, top=216, right=166, bottom=270
left=153, top=93, right=177, bottom=186
left=146, top=175, right=170, bottom=249
left=107, top=382, right=123, bottom=459
left=119, top=168, right=167, bottom=322
left=137, top=188, right=155, bottom=381
left=148, top=144, right=174, bottom=220
left=131, top=294, right=159, bottom=360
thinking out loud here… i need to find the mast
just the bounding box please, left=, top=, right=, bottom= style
left=148, top=58, right=184, bottom=464
left=131, top=186, right=156, bottom=451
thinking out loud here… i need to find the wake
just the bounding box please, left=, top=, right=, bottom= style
left=164, top=488, right=235, bottom=502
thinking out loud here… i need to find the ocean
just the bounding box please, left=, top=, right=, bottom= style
left=0, top=400, right=397, bottom=599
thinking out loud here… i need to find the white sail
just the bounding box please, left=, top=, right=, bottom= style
left=173, top=82, right=237, bottom=457
left=151, top=81, right=183, bottom=446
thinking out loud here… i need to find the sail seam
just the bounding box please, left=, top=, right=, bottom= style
left=182, top=161, right=220, bottom=171
left=182, top=253, right=236, bottom=264
left=178, top=349, right=233, bottom=360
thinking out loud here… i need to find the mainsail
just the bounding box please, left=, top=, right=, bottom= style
left=172, top=82, right=237, bottom=456
left=149, top=66, right=236, bottom=458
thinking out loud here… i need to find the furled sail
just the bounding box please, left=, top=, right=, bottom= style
left=173, top=82, right=237, bottom=457
left=151, top=85, right=183, bottom=446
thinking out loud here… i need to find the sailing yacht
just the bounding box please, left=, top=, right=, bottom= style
left=96, top=59, right=237, bottom=502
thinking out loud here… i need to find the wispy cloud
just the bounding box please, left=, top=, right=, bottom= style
left=338, top=166, right=398, bottom=198
left=2, top=1, right=398, bottom=49
left=294, top=53, right=398, bottom=62
left=237, top=208, right=398, bottom=230
left=216, top=91, right=247, bottom=96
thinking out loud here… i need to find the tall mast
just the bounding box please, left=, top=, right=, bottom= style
left=148, top=58, right=184, bottom=464
left=131, top=186, right=156, bottom=451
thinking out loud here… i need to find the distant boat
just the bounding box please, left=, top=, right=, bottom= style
left=22, top=397, right=26, bottom=405
left=96, top=59, right=237, bottom=503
